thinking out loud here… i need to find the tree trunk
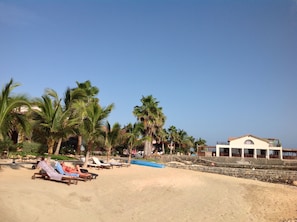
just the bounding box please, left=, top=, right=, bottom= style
left=77, top=135, right=82, bottom=155
left=169, top=141, right=173, bottom=155
left=82, top=141, right=93, bottom=168
left=54, top=138, right=62, bottom=155
left=128, top=152, right=132, bottom=164
left=144, top=140, right=151, bottom=157
left=47, top=139, right=55, bottom=154
left=106, top=146, right=111, bottom=162
left=127, top=143, right=132, bottom=164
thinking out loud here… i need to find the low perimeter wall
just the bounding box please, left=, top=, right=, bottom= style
left=166, top=162, right=297, bottom=185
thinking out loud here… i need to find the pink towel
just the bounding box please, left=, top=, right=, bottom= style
left=37, top=160, right=64, bottom=181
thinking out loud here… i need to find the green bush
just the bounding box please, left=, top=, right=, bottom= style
left=0, top=139, right=16, bottom=153
left=20, top=141, right=47, bottom=155
left=60, top=146, right=76, bottom=155
left=22, top=142, right=41, bottom=153
left=7, top=141, right=47, bottom=157
left=48, top=154, right=76, bottom=161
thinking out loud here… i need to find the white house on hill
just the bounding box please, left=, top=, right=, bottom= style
left=215, top=135, right=283, bottom=159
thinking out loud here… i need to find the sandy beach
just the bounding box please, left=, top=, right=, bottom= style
left=0, top=163, right=297, bottom=222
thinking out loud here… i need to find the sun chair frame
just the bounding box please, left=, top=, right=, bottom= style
left=108, top=159, right=130, bottom=168
left=54, top=161, right=92, bottom=181
left=32, top=170, right=78, bottom=185
left=80, top=168, right=98, bottom=179
left=91, top=157, right=113, bottom=169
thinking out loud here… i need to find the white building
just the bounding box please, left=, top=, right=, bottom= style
left=216, top=134, right=283, bottom=159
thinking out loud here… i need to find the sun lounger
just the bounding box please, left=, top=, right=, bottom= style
left=31, top=160, right=78, bottom=185
left=92, top=157, right=113, bottom=169
left=80, top=168, right=98, bottom=179
left=80, top=157, right=101, bottom=169
left=108, top=159, right=130, bottom=167
left=54, top=161, right=91, bottom=181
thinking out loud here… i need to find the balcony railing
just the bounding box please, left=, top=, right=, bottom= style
left=217, top=141, right=229, bottom=145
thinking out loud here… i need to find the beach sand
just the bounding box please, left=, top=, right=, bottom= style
left=0, top=163, right=296, bottom=222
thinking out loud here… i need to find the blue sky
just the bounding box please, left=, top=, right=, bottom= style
left=1, top=0, right=297, bottom=148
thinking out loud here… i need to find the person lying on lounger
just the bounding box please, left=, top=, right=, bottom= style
left=60, top=161, right=92, bottom=179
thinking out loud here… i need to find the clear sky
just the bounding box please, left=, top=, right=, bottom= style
left=1, top=0, right=297, bottom=148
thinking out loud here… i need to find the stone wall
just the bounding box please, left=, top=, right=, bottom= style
left=160, top=155, right=297, bottom=169
left=166, top=162, right=297, bottom=185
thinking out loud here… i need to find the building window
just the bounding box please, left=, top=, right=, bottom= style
left=244, top=139, right=254, bottom=145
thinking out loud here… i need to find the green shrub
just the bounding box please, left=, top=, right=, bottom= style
left=0, top=139, right=16, bottom=153
left=60, top=146, right=76, bottom=155
left=22, top=141, right=41, bottom=153
left=48, top=154, right=76, bottom=161
left=19, top=141, right=47, bottom=155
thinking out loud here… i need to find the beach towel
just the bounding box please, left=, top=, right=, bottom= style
left=37, top=160, right=64, bottom=181
left=55, top=161, right=80, bottom=177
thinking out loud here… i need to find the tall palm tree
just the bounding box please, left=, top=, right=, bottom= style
left=133, top=95, right=166, bottom=157
left=168, top=125, right=178, bottom=155
left=176, top=129, right=189, bottom=154
left=196, top=137, right=207, bottom=146
left=102, top=121, right=121, bottom=162
left=0, top=78, right=31, bottom=142
left=187, top=135, right=196, bottom=154
left=64, top=87, right=88, bottom=154
left=69, top=80, right=100, bottom=154
left=32, top=94, right=63, bottom=154
left=155, top=127, right=168, bottom=154
left=196, top=137, right=207, bottom=153
left=81, top=101, right=113, bottom=168
left=178, top=130, right=194, bottom=154
left=153, top=108, right=166, bottom=153
left=64, top=87, right=87, bottom=111
left=76, top=80, right=99, bottom=103
left=41, top=89, right=74, bottom=155
left=53, top=107, right=80, bottom=155
left=123, top=123, right=144, bottom=163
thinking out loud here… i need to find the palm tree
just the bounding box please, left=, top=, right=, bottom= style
left=153, top=108, right=166, bottom=154
left=64, top=87, right=87, bottom=111
left=155, top=127, right=168, bottom=154
left=81, top=101, right=113, bottom=168
left=168, top=126, right=178, bottom=155
left=68, top=80, right=100, bottom=154
left=31, top=91, right=64, bottom=154
left=196, top=137, right=207, bottom=153
left=187, top=135, right=197, bottom=154
left=41, top=89, right=78, bottom=155
left=76, top=80, right=99, bottom=103
left=102, top=121, right=121, bottom=162
left=0, top=79, right=31, bottom=142
left=196, top=137, right=207, bottom=146
left=176, top=129, right=193, bottom=154
left=64, top=87, right=88, bottom=154
left=53, top=108, right=79, bottom=155
left=133, top=95, right=166, bottom=157
left=123, top=123, right=144, bottom=163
